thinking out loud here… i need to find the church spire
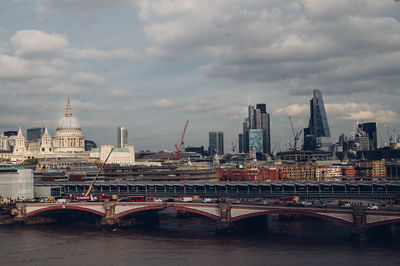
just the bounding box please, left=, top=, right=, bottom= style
left=65, top=97, right=72, bottom=117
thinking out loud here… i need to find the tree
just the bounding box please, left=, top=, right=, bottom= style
left=22, top=158, right=39, bottom=166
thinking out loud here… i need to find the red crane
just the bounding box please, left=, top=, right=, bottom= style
left=175, top=120, right=189, bottom=160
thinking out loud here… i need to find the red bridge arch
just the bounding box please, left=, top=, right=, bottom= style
left=26, top=205, right=105, bottom=217
left=232, top=209, right=354, bottom=227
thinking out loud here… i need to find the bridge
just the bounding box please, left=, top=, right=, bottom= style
left=14, top=201, right=400, bottom=239
left=36, top=181, right=400, bottom=202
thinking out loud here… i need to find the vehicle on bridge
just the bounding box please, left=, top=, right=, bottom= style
left=128, top=196, right=146, bottom=202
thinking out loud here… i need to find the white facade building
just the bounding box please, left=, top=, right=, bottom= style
left=90, top=145, right=135, bottom=166
left=0, top=168, right=34, bottom=200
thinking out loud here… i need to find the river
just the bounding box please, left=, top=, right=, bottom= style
left=1, top=211, right=400, bottom=266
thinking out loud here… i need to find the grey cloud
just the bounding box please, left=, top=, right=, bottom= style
left=70, top=72, right=106, bottom=87
left=39, top=0, right=131, bottom=10
left=139, top=0, right=400, bottom=96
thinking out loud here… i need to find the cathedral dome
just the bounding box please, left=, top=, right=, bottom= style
left=53, top=98, right=85, bottom=153
left=57, top=116, right=81, bottom=130
left=56, top=98, right=81, bottom=130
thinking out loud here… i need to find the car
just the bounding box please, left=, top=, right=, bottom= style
left=258, top=200, right=269, bottom=205
left=231, top=199, right=241, bottom=204
left=367, top=205, right=378, bottom=210
left=340, top=203, right=352, bottom=208
left=202, top=198, right=212, bottom=203
left=301, top=201, right=312, bottom=206
left=153, top=198, right=163, bottom=202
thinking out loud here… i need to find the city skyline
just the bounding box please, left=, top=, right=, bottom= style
left=0, top=1, right=399, bottom=151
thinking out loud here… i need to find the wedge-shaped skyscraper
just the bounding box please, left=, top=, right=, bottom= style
left=309, top=89, right=330, bottom=138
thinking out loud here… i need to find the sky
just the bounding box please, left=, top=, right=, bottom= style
left=0, top=0, right=400, bottom=152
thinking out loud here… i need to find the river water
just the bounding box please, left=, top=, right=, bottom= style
left=1, top=211, right=400, bottom=266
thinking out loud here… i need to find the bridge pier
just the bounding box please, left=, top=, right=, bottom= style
left=216, top=202, right=233, bottom=234
left=352, top=206, right=367, bottom=240
left=101, top=201, right=117, bottom=228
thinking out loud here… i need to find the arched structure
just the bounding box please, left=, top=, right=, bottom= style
left=166, top=205, right=220, bottom=220
left=25, top=204, right=105, bottom=217
left=231, top=209, right=353, bottom=226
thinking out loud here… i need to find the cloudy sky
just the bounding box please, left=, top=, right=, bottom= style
left=1, top=0, right=400, bottom=152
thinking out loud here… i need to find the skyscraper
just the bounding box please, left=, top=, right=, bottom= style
left=27, top=127, right=45, bottom=141
left=248, top=129, right=264, bottom=153
left=304, top=89, right=330, bottom=150
left=209, top=131, right=224, bottom=155
left=308, top=89, right=330, bottom=138
left=242, top=103, right=271, bottom=154
left=358, top=122, right=377, bottom=150
left=117, top=127, right=128, bottom=148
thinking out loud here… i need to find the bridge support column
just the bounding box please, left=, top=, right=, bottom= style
left=216, top=202, right=232, bottom=234
left=13, top=203, right=26, bottom=223
left=101, top=201, right=117, bottom=228
left=352, top=206, right=367, bottom=240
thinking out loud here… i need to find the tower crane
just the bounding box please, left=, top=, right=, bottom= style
left=288, top=116, right=303, bottom=151
left=175, top=120, right=189, bottom=161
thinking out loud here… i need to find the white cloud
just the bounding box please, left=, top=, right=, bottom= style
left=152, top=98, right=174, bottom=109
left=70, top=72, right=106, bottom=87
left=0, top=54, right=64, bottom=80
left=11, top=30, right=68, bottom=58
left=273, top=104, right=308, bottom=116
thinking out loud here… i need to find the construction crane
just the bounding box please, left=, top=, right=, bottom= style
left=84, top=146, right=114, bottom=197
left=288, top=116, right=303, bottom=151
left=175, top=120, right=189, bottom=161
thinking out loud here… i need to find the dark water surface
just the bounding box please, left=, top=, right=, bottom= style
left=1, top=211, right=400, bottom=266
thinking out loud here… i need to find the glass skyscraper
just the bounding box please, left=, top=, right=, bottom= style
left=308, top=89, right=330, bottom=138
left=209, top=131, right=224, bottom=155
left=358, top=122, right=377, bottom=150
left=27, top=127, right=45, bottom=141
left=241, top=104, right=271, bottom=154
left=248, top=129, right=264, bottom=153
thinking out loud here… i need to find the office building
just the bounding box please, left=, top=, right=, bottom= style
left=117, top=127, right=128, bottom=148
left=3, top=131, right=17, bottom=138
left=304, top=89, right=330, bottom=150
left=242, top=103, right=271, bottom=154
left=209, top=131, right=224, bottom=155
left=27, top=127, right=45, bottom=141
left=238, top=133, right=244, bottom=153
left=358, top=122, right=377, bottom=150
left=248, top=129, right=264, bottom=153
left=308, top=89, right=330, bottom=138
left=85, top=140, right=97, bottom=151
